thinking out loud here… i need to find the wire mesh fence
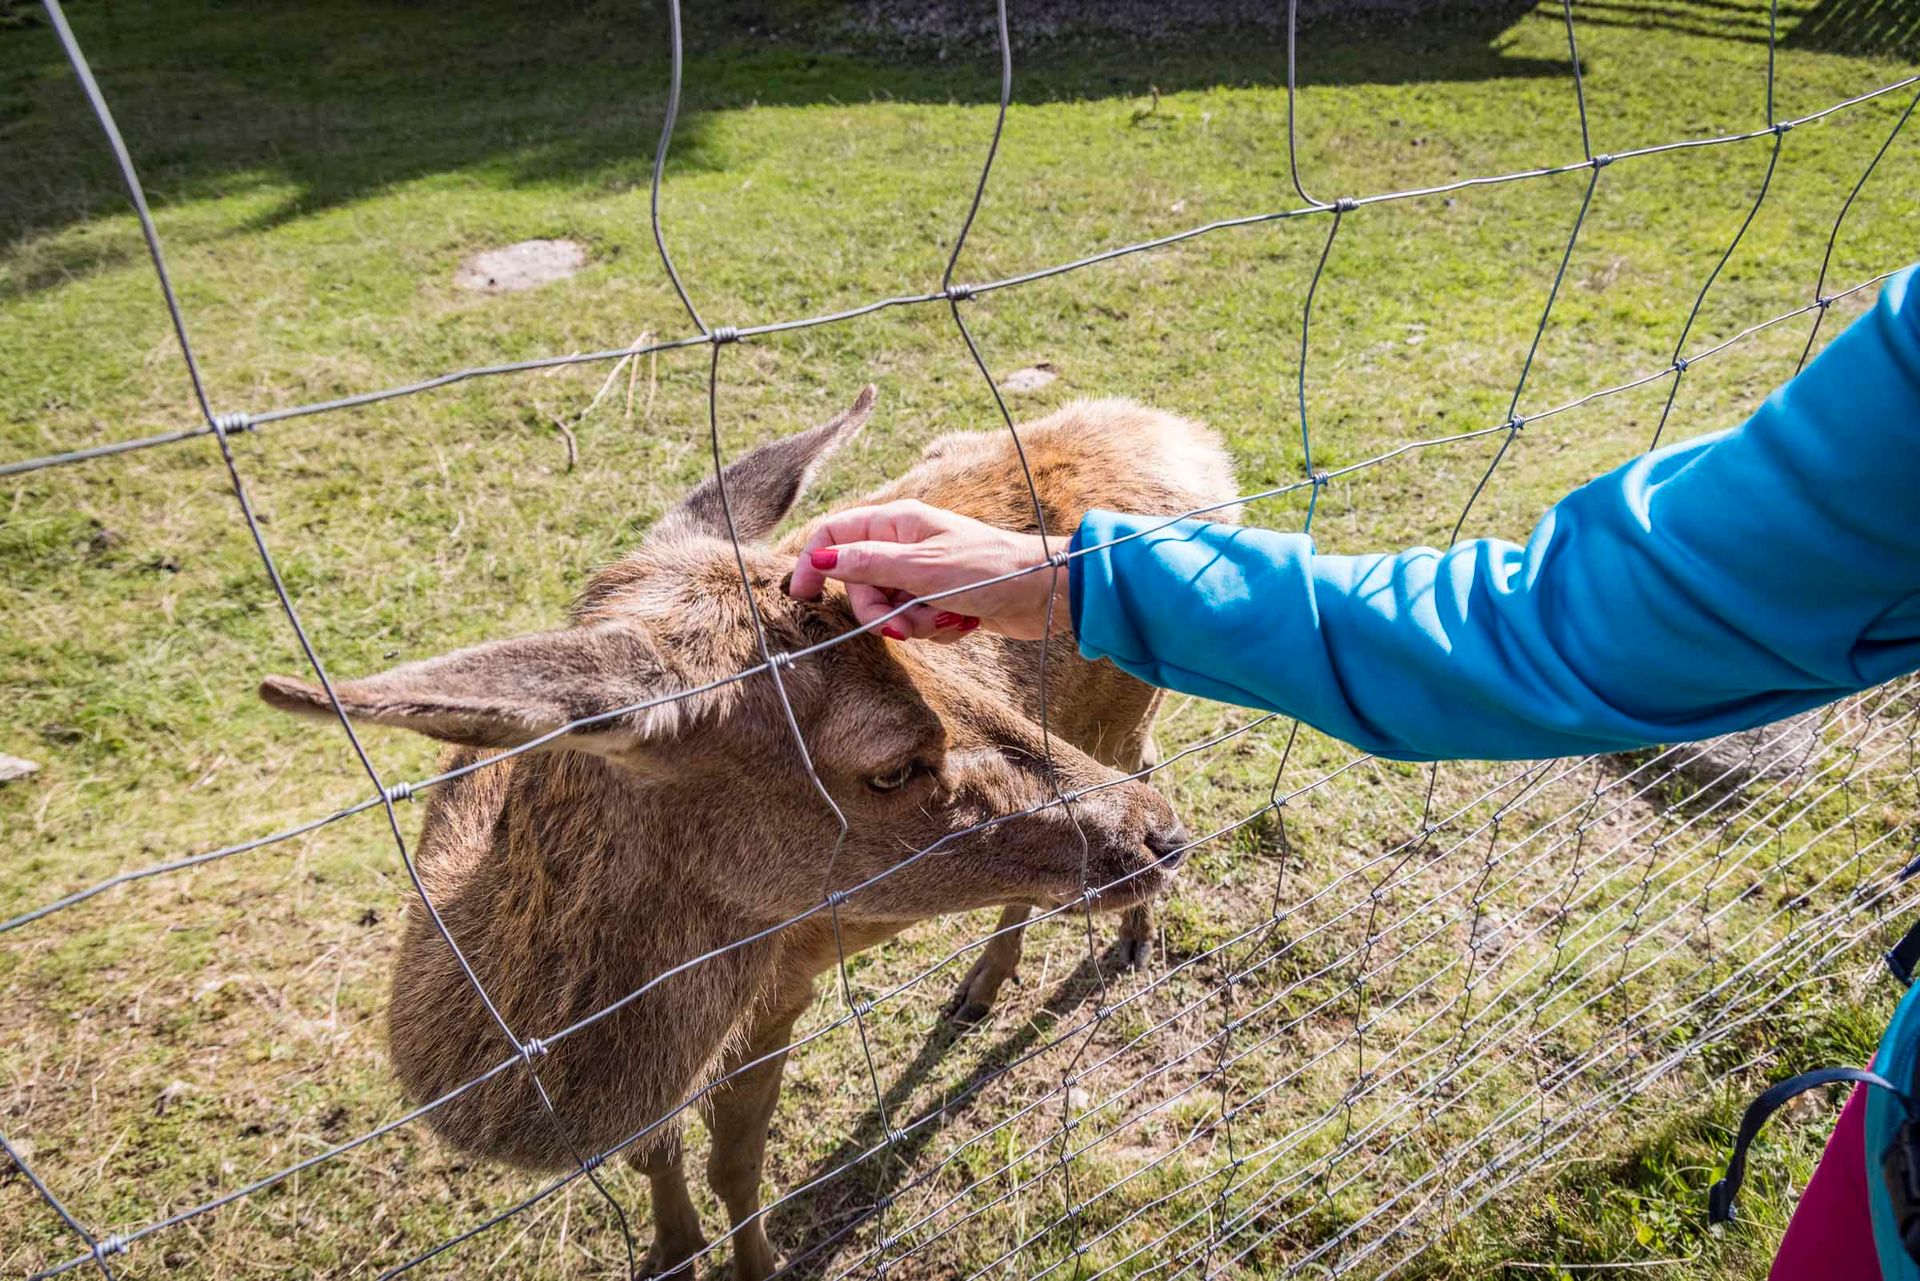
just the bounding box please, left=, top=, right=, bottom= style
left=3, top=0, right=1919, bottom=1277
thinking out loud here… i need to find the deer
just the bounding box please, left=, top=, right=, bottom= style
left=258, top=388, right=1238, bottom=1279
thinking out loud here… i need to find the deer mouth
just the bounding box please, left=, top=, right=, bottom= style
left=1037, top=840, right=1185, bottom=912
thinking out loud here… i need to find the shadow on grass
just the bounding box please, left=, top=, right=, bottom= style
left=0, top=0, right=1564, bottom=288
left=1554, top=0, right=1920, bottom=58
left=770, top=943, right=1138, bottom=1276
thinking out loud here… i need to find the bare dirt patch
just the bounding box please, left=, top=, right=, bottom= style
left=453, top=239, right=587, bottom=293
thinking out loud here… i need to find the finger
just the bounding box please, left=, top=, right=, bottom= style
left=890, top=603, right=947, bottom=641
left=868, top=600, right=944, bottom=642
left=807, top=540, right=931, bottom=593
left=846, top=582, right=896, bottom=631
left=790, top=497, right=945, bottom=598
left=930, top=613, right=983, bottom=645
left=788, top=506, right=894, bottom=599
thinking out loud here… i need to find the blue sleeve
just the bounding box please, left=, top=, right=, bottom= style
left=1069, top=265, right=1920, bottom=763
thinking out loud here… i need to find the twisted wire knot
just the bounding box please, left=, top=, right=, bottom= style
left=383, top=780, right=414, bottom=803
left=579, top=1152, right=605, bottom=1173
left=826, top=888, right=851, bottom=909
left=944, top=282, right=975, bottom=302
left=1333, top=196, right=1358, bottom=213
left=212, top=411, right=253, bottom=437
left=518, top=1036, right=549, bottom=1067
left=1506, top=415, right=1525, bottom=433
left=1045, top=550, right=1070, bottom=571
left=1591, top=152, right=1614, bottom=169
left=1816, top=295, right=1833, bottom=310
left=1673, top=355, right=1691, bottom=373
left=1773, top=119, right=1794, bottom=135
left=767, top=650, right=795, bottom=672
left=1311, top=469, right=1331, bottom=487
left=710, top=326, right=741, bottom=345
left=93, top=1235, right=128, bottom=1260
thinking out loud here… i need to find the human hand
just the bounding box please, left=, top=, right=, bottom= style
left=786, top=500, right=1072, bottom=641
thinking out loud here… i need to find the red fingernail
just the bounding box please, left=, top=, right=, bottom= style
left=933, top=612, right=963, bottom=630
left=958, top=616, right=981, bottom=632
left=881, top=625, right=906, bottom=641
left=810, top=548, right=838, bottom=570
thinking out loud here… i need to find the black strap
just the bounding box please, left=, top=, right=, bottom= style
left=1709, top=1066, right=1906, bottom=1225
left=1890, top=916, right=1920, bottom=986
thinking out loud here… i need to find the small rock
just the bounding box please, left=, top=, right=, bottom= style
left=154, top=1080, right=192, bottom=1117
left=1680, top=711, right=1823, bottom=790
left=0, top=755, right=39, bottom=783
left=455, top=239, right=588, bottom=293
left=1067, top=1086, right=1091, bottom=1111
left=1469, top=914, right=1507, bottom=952
left=999, top=363, right=1058, bottom=394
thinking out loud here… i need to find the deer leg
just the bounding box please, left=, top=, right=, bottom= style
left=630, top=1128, right=707, bottom=1279
left=706, top=985, right=812, bottom=1281
left=1114, top=904, right=1155, bottom=971
left=943, top=904, right=1031, bottom=1026
left=1113, top=722, right=1163, bottom=972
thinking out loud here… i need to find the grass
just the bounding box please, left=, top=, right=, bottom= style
left=2, top=0, right=1918, bottom=1276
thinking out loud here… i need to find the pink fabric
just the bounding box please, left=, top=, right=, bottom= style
left=1769, top=1083, right=1880, bottom=1281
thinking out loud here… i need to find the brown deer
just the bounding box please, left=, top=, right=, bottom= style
left=259, top=389, right=1237, bottom=1279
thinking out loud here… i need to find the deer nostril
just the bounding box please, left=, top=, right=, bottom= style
left=1147, top=821, right=1193, bottom=868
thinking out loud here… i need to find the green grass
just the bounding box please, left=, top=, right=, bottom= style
left=2, top=0, right=1918, bottom=1276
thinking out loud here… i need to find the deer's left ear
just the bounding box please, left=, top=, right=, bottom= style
left=258, top=623, right=698, bottom=758
left=661, top=384, right=875, bottom=543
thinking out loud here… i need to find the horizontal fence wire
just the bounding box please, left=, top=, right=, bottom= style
left=4, top=0, right=1920, bottom=1279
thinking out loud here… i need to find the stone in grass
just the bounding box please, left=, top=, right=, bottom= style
left=1677, top=710, right=1823, bottom=791
left=454, top=239, right=587, bottom=293
left=0, top=754, right=41, bottom=784
left=999, top=362, right=1058, bottom=394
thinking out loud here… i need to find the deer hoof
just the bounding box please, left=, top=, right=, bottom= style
left=643, top=1240, right=708, bottom=1280
left=1112, top=936, right=1152, bottom=972
left=942, top=987, right=993, bottom=1027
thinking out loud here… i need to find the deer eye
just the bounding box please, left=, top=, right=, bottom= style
left=867, top=761, right=925, bottom=793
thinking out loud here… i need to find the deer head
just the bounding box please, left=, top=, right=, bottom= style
left=259, top=386, right=1188, bottom=927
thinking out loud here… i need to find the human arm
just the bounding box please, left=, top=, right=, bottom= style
left=1070, top=267, right=1920, bottom=761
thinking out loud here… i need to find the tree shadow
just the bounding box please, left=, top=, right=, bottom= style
left=1789, top=0, right=1920, bottom=57
left=1556, top=0, right=1920, bottom=58
left=1, top=0, right=1565, bottom=292
left=768, top=943, right=1130, bottom=1277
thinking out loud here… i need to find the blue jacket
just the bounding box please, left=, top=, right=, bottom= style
left=1069, top=265, right=1920, bottom=763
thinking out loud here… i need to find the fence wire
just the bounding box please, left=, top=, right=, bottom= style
left=4, top=0, right=1919, bottom=1279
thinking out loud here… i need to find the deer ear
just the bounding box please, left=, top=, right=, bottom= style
left=664, top=384, right=875, bottom=543
left=258, top=623, right=690, bottom=757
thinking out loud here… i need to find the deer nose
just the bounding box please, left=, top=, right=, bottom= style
left=1147, top=819, right=1193, bottom=869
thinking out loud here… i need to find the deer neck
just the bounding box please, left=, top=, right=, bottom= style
left=390, top=748, right=779, bottom=1168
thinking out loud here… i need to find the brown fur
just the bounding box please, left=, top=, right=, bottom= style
left=259, top=392, right=1237, bottom=1278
